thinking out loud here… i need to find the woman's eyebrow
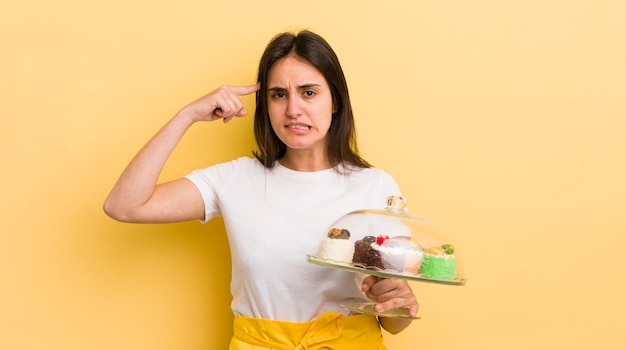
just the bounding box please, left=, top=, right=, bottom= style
left=267, top=83, right=321, bottom=91
left=267, top=86, right=286, bottom=93
left=297, top=83, right=322, bottom=90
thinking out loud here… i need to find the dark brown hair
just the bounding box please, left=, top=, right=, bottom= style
left=253, top=30, right=371, bottom=170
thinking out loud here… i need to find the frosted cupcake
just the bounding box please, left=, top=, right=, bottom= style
left=420, top=244, right=457, bottom=279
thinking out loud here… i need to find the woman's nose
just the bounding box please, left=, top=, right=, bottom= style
left=286, top=96, right=302, bottom=118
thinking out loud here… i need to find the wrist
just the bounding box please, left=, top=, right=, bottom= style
left=172, top=107, right=199, bottom=129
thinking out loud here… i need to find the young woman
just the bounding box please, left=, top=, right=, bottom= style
left=104, top=30, right=418, bottom=349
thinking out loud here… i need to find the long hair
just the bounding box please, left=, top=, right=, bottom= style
left=253, top=30, right=372, bottom=170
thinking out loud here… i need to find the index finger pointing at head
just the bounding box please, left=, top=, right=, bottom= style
left=232, top=83, right=260, bottom=96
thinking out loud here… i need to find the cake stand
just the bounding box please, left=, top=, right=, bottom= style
left=307, top=196, right=466, bottom=319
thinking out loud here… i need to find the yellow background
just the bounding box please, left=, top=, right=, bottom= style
left=2, top=1, right=625, bottom=349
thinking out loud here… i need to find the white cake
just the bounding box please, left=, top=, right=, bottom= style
left=371, top=235, right=423, bottom=274
left=317, top=237, right=355, bottom=264
left=317, top=228, right=354, bottom=264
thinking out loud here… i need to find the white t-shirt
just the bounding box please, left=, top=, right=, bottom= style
left=185, top=156, right=401, bottom=322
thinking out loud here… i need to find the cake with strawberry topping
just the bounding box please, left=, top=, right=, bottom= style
left=316, top=228, right=354, bottom=264
left=420, top=244, right=457, bottom=280
left=371, top=235, right=424, bottom=274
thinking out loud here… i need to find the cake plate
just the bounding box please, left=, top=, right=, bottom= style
left=307, top=255, right=466, bottom=286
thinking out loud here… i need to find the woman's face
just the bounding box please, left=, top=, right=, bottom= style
left=266, top=55, right=334, bottom=156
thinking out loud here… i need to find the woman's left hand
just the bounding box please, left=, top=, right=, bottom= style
left=361, top=276, right=419, bottom=318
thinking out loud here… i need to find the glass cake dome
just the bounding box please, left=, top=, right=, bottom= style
left=308, top=195, right=466, bottom=286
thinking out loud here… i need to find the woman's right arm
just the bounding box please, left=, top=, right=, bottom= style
left=103, top=84, right=260, bottom=223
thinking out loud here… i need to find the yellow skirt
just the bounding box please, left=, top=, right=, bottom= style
left=229, top=312, right=387, bottom=350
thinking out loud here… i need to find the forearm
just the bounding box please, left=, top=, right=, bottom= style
left=103, top=110, right=194, bottom=221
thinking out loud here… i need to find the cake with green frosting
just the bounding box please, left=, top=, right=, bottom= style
left=420, top=244, right=457, bottom=280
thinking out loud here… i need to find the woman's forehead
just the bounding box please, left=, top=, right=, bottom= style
left=267, top=56, right=327, bottom=88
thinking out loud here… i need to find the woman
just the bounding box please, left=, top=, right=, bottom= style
left=104, top=30, right=418, bottom=349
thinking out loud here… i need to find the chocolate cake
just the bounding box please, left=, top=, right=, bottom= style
left=352, top=236, right=384, bottom=270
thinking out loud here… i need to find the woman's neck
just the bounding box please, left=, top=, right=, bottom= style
left=279, top=151, right=331, bottom=172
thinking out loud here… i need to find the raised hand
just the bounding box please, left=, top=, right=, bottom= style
left=182, top=83, right=260, bottom=123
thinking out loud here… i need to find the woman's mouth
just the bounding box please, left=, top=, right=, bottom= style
left=286, top=124, right=311, bottom=130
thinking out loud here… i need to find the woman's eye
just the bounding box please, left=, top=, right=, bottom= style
left=304, top=90, right=316, bottom=97
left=272, top=92, right=286, bottom=99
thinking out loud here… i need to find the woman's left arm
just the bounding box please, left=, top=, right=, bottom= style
left=361, top=276, right=419, bottom=334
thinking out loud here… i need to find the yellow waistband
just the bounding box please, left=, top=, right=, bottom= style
left=230, top=312, right=387, bottom=350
